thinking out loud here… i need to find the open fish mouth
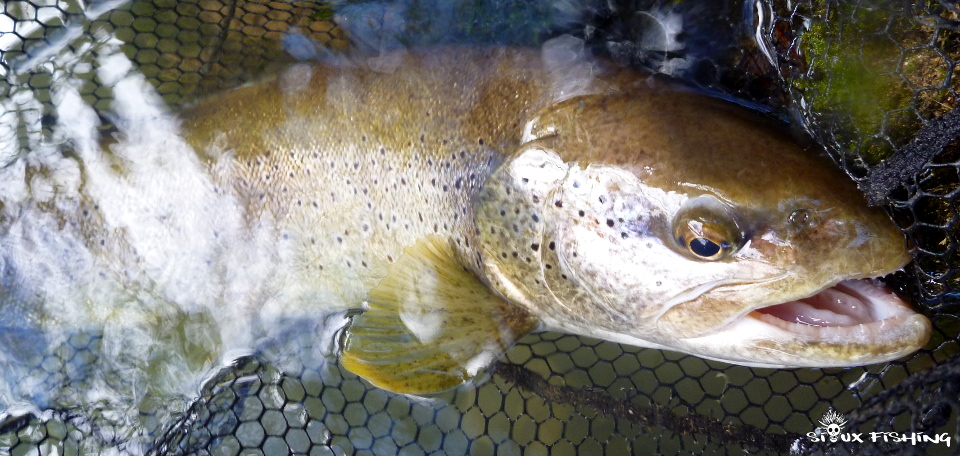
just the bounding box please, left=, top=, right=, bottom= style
left=749, top=279, right=918, bottom=339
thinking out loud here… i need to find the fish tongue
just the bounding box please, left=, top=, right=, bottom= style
left=756, top=280, right=879, bottom=327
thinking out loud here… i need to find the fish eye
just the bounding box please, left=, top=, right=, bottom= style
left=672, top=196, right=743, bottom=262
left=676, top=221, right=734, bottom=261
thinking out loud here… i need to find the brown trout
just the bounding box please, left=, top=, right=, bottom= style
left=5, top=43, right=931, bottom=396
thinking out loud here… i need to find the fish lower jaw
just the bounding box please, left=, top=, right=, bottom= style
left=749, top=278, right=916, bottom=336
left=727, top=278, right=934, bottom=366
left=748, top=311, right=924, bottom=345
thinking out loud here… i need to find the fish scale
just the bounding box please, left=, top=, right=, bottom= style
left=184, top=46, right=927, bottom=392
left=184, top=52, right=554, bottom=309
left=0, top=45, right=930, bottom=397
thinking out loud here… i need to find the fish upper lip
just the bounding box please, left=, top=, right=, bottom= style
left=747, top=278, right=917, bottom=338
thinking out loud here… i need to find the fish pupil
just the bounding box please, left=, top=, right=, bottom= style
left=689, top=237, right=721, bottom=258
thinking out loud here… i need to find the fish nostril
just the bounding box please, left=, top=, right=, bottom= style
left=789, top=208, right=815, bottom=228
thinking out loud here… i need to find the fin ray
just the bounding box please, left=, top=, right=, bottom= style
left=341, top=235, right=536, bottom=395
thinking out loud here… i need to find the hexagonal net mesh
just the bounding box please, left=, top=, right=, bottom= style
left=0, top=1, right=958, bottom=456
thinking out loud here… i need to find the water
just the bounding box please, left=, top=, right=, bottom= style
left=1, top=1, right=958, bottom=455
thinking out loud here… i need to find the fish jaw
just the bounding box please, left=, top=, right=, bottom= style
left=658, top=278, right=932, bottom=368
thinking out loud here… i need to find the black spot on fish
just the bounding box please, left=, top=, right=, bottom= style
left=555, top=201, right=563, bottom=208
left=502, top=252, right=508, bottom=258
left=546, top=264, right=552, bottom=269
left=478, top=138, right=484, bottom=145
left=606, top=219, right=615, bottom=227
left=573, top=181, right=580, bottom=188
left=353, top=162, right=359, bottom=169
left=442, top=185, right=448, bottom=192
left=455, top=178, right=462, bottom=189
left=512, top=252, right=518, bottom=258
left=621, top=232, right=628, bottom=239
left=361, top=135, right=366, bottom=141
left=380, top=147, right=386, bottom=155
left=500, top=210, right=506, bottom=216
left=578, top=210, right=585, bottom=217
left=362, top=224, right=369, bottom=231
left=656, top=281, right=662, bottom=286
left=549, top=241, right=555, bottom=250
left=532, top=214, right=540, bottom=222
left=531, top=243, right=540, bottom=251
left=561, top=274, right=568, bottom=280
left=361, top=261, right=368, bottom=268
left=521, top=178, right=529, bottom=183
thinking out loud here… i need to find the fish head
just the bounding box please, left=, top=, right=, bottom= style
left=477, top=88, right=929, bottom=368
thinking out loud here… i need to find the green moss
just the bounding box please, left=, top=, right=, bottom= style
left=790, top=1, right=945, bottom=165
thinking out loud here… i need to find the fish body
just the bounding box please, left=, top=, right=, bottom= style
left=2, top=42, right=931, bottom=395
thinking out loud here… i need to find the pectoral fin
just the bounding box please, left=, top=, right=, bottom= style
left=341, top=235, right=537, bottom=395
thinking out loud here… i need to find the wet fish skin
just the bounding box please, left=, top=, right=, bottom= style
left=182, top=49, right=558, bottom=311
left=24, top=44, right=926, bottom=394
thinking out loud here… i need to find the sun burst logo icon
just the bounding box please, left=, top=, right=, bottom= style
left=819, top=409, right=848, bottom=443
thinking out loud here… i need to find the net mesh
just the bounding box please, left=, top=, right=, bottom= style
left=0, top=1, right=958, bottom=455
